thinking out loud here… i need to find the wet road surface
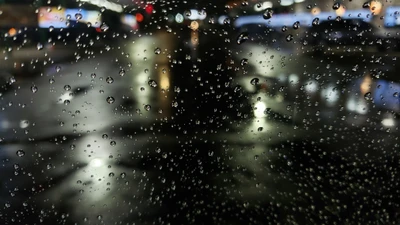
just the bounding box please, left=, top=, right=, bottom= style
left=1, top=30, right=400, bottom=224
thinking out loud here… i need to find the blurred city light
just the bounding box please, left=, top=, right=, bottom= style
left=254, top=101, right=267, bottom=118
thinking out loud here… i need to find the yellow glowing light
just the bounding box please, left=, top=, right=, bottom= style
left=360, top=75, right=372, bottom=95
left=335, top=5, right=346, bottom=16
left=190, top=21, right=199, bottom=30
left=370, top=1, right=382, bottom=15
left=8, top=28, right=17, bottom=37
left=311, top=7, right=321, bottom=15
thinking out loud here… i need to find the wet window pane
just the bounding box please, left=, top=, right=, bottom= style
left=1, top=0, right=400, bottom=224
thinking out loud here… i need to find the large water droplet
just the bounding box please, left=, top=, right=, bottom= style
left=250, top=78, right=260, bottom=85
left=106, top=96, right=115, bottom=104
left=16, top=150, right=25, bottom=157
left=312, top=17, right=320, bottom=26
left=154, top=48, right=161, bottom=55
left=332, top=2, right=340, bottom=10
left=263, top=8, right=273, bottom=19
left=106, top=76, right=114, bottom=84
left=148, top=80, right=158, bottom=88
left=31, top=85, right=38, bottom=93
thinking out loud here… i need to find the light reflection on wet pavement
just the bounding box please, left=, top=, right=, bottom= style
left=0, top=31, right=400, bottom=224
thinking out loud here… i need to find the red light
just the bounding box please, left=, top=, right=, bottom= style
left=96, top=27, right=102, bottom=33
left=136, top=13, right=144, bottom=22
left=145, top=4, right=153, bottom=14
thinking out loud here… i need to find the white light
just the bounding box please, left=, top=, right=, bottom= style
left=175, top=13, right=184, bottom=23
left=218, top=15, right=228, bottom=25
left=254, top=101, right=267, bottom=118
left=58, top=91, right=73, bottom=104
left=89, top=158, right=104, bottom=168
left=254, top=1, right=273, bottom=12
left=280, top=0, right=294, bottom=6
left=321, top=85, right=339, bottom=106
left=304, top=80, right=318, bottom=94
left=382, top=118, right=395, bottom=127
left=289, top=74, right=299, bottom=85
left=79, top=0, right=123, bottom=13
left=294, top=0, right=305, bottom=3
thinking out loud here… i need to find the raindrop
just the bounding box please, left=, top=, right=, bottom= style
left=106, top=96, right=115, bottom=104
left=364, top=92, right=372, bottom=101
left=362, top=1, right=370, bottom=8
left=393, top=92, right=398, bottom=97
left=55, top=66, right=61, bottom=72
left=286, top=34, right=294, bottom=42
left=148, top=80, right=158, bottom=88
left=106, top=76, right=114, bottom=84
left=293, top=21, right=300, bottom=29
left=64, top=85, right=71, bottom=91
left=102, top=134, right=108, bottom=139
left=312, top=17, right=320, bottom=26
left=240, top=58, right=248, bottom=66
left=91, top=73, right=96, bottom=78
left=110, top=141, right=116, bottom=146
left=257, top=127, right=263, bottom=132
left=332, top=2, right=340, bottom=10
left=144, top=104, right=151, bottom=111
left=119, top=69, right=125, bottom=76
left=120, top=172, right=126, bottom=178
left=281, top=26, right=287, bottom=32
left=109, top=172, right=115, bottom=177
left=16, top=150, right=25, bottom=157
left=101, top=24, right=109, bottom=32
left=75, top=13, right=82, bottom=20
left=31, top=85, right=38, bottom=93
left=36, top=43, right=43, bottom=50
left=77, top=71, right=82, bottom=77
left=306, top=4, right=312, bottom=9
left=154, top=48, right=161, bottom=54
left=263, top=8, right=273, bottom=19
left=234, top=85, right=242, bottom=93
left=250, top=78, right=260, bottom=85
left=184, top=10, right=191, bottom=17
left=237, top=32, right=249, bottom=45
left=97, top=215, right=103, bottom=220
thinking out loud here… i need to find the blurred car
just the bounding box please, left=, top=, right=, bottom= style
left=302, top=19, right=383, bottom=52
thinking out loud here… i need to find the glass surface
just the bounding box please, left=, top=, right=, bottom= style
left=1, top=1, right=400, bottom=224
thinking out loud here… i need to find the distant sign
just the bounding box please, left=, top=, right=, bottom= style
left=38, top=7, right=101, bottom=28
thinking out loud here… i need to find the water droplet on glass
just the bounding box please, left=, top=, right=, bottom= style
left=364, top=92, right=372, bottom=100
left=106, top=76, right=114, bottom=84
left=119, top=69, right=125, bottom=76
left=109, top=172, right=114, bottom=177
left=263, top=8, right=273, bottom=19
left=332, top=2, right=340, bottom=10
left=286, top=34, right=294, bottom=42
left=36, top=43, right=43, bottom=50
left=237, top=32, right=249, bottom=45
left=293, top=21, right=300, bottom=29
left=240, top=58, right=248, bottom=66
left=281, top=26, right=288, bottom=32
left=31, top=85, right=38, bottom=93
left=16, top=150, right=25, bottom=157
left=144, top=104, right=151, bottom=111
left=110, top=141, right=116, bottom=146
left=91, top=73, right=96, bottom=79
left=184, top=10, right=191, bottom=17
left=312, top=17, right=320, bottom=26
left=75, top=13, right=82, bottom=20
left=393, top=92, right=398, bottom=97
left=100, top=24, right=109, bottom=32
left=106, top=96, right=115, bottom=104
left=257, top=127, right=263, bottom=132
left=154, top=47, right=161, bottom=55
left=56, top=66, right=61, bottom=72
left=49, top=78, right=55, bottom=84
left=234, top=85, right=242, bottom=93
left=77, top=71, right=82, bottom=77
left=250, top=78, right=260, bottom=85
left=362, top=1, right=370, bottom=8
left=148, top=80, right=158, bottom=88
left=64, top=85, right=71, bottom=91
